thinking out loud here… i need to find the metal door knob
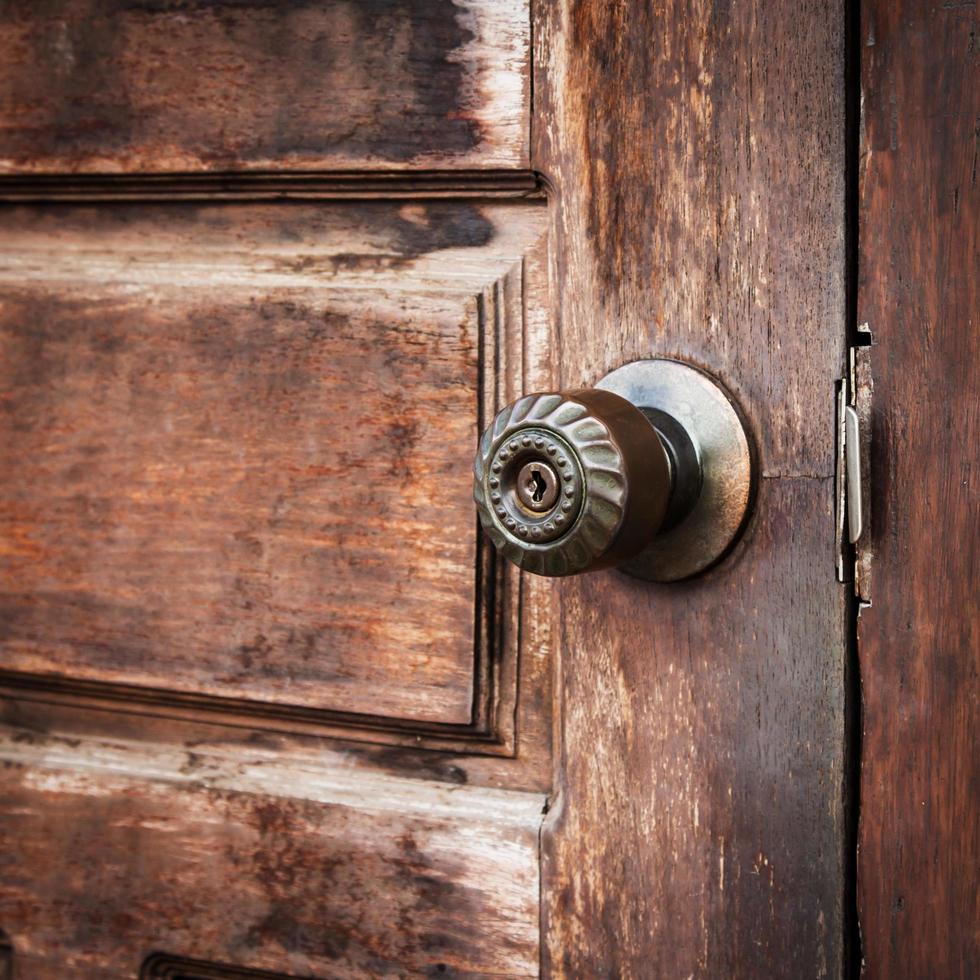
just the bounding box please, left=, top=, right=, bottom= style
left=473, top=359, right=753, bottom=581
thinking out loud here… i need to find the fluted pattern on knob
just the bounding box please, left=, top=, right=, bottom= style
left=474, top=389, right=671, bottom=577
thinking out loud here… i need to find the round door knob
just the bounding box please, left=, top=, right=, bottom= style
left=473, top=359, right=754, bottom=581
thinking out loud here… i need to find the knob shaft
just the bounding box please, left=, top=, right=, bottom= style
left=473, top=389, right=674, bottom=577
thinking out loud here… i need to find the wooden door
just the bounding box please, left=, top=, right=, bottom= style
left=0, top=2, right=974, bottom=978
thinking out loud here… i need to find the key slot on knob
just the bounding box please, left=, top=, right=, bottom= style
left=516, top=461, right=559, bottom=513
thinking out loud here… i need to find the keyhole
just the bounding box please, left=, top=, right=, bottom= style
left=527, top=467, right=547, bottom=503
left=515, top=459, right=560, bottom=512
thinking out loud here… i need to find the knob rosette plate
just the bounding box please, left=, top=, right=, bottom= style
left=596, top=359, right=754, bottom=581
left=473, top=390, right=672, bottom=576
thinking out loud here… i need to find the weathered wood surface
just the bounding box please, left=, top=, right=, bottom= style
left=140, top=953, right=301, bottom=979
left=857, top=1, right=979, bottom=975
left=534, top=1, right=849, bottom=975
left=0, top=1, right=529, bottom=174
left=0, top=201, right=547, bottom=730
left=141, top=952, right=310, bottom=978
left=0, top=725, right=545, bottom=979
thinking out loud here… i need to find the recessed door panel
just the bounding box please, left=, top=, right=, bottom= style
left=0, top=200, right=548, bottom=730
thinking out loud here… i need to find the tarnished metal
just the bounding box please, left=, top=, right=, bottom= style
left=845, top=405, right=863, bottom=543
left=473, top=391, right=671, bottom=576
left=473, top=358, right=754, bottom=581
left=597, top=359, right=753, bottom=582
left=853, top=346, right=873, bottom=602
left=516, top=460, right=560, bottom=512
left=837, top=341, right=873, bottom=600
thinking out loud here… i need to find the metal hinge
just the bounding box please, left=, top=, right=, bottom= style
left=836, top=325, right=873, bottom=602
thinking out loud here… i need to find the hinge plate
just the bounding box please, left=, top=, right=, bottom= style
left=836, top=329, right=873, bottom=602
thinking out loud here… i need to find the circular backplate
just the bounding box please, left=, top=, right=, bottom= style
left=597, top=359, right=753, bottom=581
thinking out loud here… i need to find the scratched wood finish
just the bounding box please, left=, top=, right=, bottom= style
left=534, top=1, right=849, bottom=974
left=0, top=0, right=529, bottom=174
left=141, top=953, right=306, bottom=979
left=857, top=1, right=979, bottom=975
left=0, top=201, right=547, bottom=729
left=0, top=726, right=544, bottom=979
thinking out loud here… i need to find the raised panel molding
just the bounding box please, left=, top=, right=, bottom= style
left=0, top=186, right=553, bottom=755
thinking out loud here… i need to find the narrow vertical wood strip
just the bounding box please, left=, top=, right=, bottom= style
left=533, top=1, right=849, bottom=974
left=856, top=0, right=979, bottom=975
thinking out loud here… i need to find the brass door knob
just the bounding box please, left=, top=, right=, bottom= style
left=473, top=359, right=753, bottom=581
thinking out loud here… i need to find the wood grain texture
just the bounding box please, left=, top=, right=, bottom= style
left=0, top=0, right=529, bottom=174
left=0, top=725, right=545, bottom=979
left=857, top=1, right=979, bottom=975
left=141, top=952, right=315, bottom=979
left=0, top=201, right=548, bottom=733
left=533, top=1, right=849, bottom=974
left=141, top=952, right=304, bottom=979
